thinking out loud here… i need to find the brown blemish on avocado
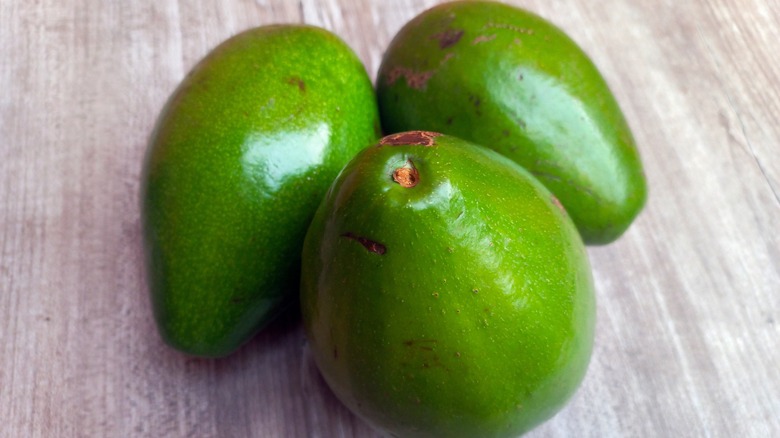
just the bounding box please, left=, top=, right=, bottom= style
left=430, top=28, right=464, bottom=49
left=341, top=232, right=386, bottom=255
left=286, top=76, right=306, bottom=93
left=385, top=66, right=435, bottom=90
left=471, top=34, right=497, bottom=44
left=468, top=94, right=483, bottom=116
left=551, top=195, right=567, bottom=214
left=485, top=22, right=535, bottom=35
left=384, top=50, right=455, bottom=90
left=402, top=339, right=449, bottom=372
left=380, top=130, right=441, bottom=146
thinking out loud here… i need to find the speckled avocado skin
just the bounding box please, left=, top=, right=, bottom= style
left=141, top=25, right=380, bottom=357
left=377, top=0, right=647, bottom=244
left=301, top=132, right=595, bottom=437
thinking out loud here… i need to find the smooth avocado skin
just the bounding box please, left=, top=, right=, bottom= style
left=141, top=25, right=380, bottom=357
left=301, top=132, right=595, bottom=437
left=376, top=0, right=647, bottom=244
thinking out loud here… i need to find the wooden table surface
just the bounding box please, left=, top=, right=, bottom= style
left=2, top=0, right=778, bottom=436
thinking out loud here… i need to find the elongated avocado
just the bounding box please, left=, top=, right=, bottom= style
left=301, top=131, right=595, bottom=437
left=377, top=0, right=647, bottom=244
left=141, top=25, right=380, bottom=357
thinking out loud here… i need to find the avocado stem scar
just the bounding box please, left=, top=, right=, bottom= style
left=393, top=159, right=419, bottom=188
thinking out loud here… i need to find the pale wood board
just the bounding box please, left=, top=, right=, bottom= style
left=1, top=0, right=778, bottom=436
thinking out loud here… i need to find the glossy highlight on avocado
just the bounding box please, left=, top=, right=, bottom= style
left=301, top=132, right=595, bottom=437
left=141, top=25, right=380, bottom=357
left=377, top=0, right=647, bottom=244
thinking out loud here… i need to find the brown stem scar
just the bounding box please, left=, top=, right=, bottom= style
left=380, top=131, right=441, bottom=146
left=341, top=232, right=386, bottom=255
left=393, top=161, right=419, bottom=188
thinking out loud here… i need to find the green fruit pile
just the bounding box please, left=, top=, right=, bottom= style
left=141, top=1, right=646, bottom=436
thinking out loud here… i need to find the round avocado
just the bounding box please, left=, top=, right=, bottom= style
left=377, top=0, right=647, bottom=244
left=301, top=132, right=595, bottom=437
left=141, top=25, right=380, bottom=357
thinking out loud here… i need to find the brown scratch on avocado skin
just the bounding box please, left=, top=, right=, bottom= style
left=385, top=66, right=435, bottom=90
left=384, top=51, right=455, bottom=90
left=551, top=196, right=567, bottom=215
left=286, top=76, right=306, bottom=93
left=401, top=339, right=449, bottom=372
left=341, top=232, right=387, bottom=255
left=484, top=22, right=535, bottom=35
left=380, top=131, right=441, bottom=146
left=471, top=34, right=497, bottom=45
left=430, top=28, right=464, bottom=49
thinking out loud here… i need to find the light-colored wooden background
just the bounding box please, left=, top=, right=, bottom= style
left=2, top=0, right=778, bottom=436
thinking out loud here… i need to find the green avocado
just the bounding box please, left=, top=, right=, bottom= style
left=141, top=25, right=380, bottom=357
left=376, top=1, right=647, bottom=244
left=301, top=131, right=595, bottom=437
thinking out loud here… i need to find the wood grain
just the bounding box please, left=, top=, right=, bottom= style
left=1, top=0, right=778, bottom=436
